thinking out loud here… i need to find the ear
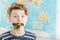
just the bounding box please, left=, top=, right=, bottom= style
left=7, top=14, right=11, bottom=21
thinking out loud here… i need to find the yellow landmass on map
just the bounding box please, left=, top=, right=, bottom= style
left=39, top=14, right=47, bottom=23
left=31, top=0, right=42, bottom=5
left=16, top=0, right=24, bottom=4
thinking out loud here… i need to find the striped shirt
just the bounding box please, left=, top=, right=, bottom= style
left=0, top=31, right=36, bottom=40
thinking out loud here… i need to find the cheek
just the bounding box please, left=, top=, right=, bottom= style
left=10, top=19, right=14, bottom=23
left=10, top=18, right=18, bottom=23
left=22, top=17, right=27, bottom=23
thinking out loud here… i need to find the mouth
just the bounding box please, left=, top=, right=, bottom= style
left=13, top=23, right=24, bottom=29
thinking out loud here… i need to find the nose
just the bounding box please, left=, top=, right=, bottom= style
left=18, top=17, right=20, bottom=22
left=17, top=16, right=21, bottom=22
left=18, top=18, right=20, bottom=22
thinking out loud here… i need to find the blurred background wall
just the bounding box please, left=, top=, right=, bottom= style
left=0, top=0, right=56, bottom=39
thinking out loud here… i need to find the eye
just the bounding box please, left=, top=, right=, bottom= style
left=22, top=15, right=24, bottom=18
left=14, top=16, right=17, bottom=17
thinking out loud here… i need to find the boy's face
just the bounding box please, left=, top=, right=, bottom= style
left=8, top=9, right=27, bottom=29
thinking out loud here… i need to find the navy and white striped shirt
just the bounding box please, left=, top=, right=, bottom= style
left=0, top=31, right=36, bottom=40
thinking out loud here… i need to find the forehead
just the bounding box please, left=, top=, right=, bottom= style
left=11, top=9, right=25, bottom=15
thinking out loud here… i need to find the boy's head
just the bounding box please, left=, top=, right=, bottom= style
left=7, top=2, right=28, bottom=29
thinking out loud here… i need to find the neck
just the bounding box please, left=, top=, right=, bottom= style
left=10, top=26, right=25, bottom=36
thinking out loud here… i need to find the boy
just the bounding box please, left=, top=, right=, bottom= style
left=0, top=2, right=36, bottom=40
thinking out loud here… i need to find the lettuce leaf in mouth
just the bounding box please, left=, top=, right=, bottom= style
left=13, top=23, right=24, bottom=29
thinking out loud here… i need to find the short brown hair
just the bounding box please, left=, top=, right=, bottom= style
left=7, top=2, right=28, bottom=16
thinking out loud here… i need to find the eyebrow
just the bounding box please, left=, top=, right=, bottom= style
left=12, top=13, right=17, bottom=15
left=13, top=13, right=17, bottom=14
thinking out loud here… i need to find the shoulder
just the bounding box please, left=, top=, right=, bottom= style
left=26, top=31, right=36, bottom=36
left=0, top=31, right=12, bottom=39
left=24, top=31, right=36, bottom=40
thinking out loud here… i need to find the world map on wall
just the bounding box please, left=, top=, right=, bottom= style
left=0, top=0, right=56, bottom=38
